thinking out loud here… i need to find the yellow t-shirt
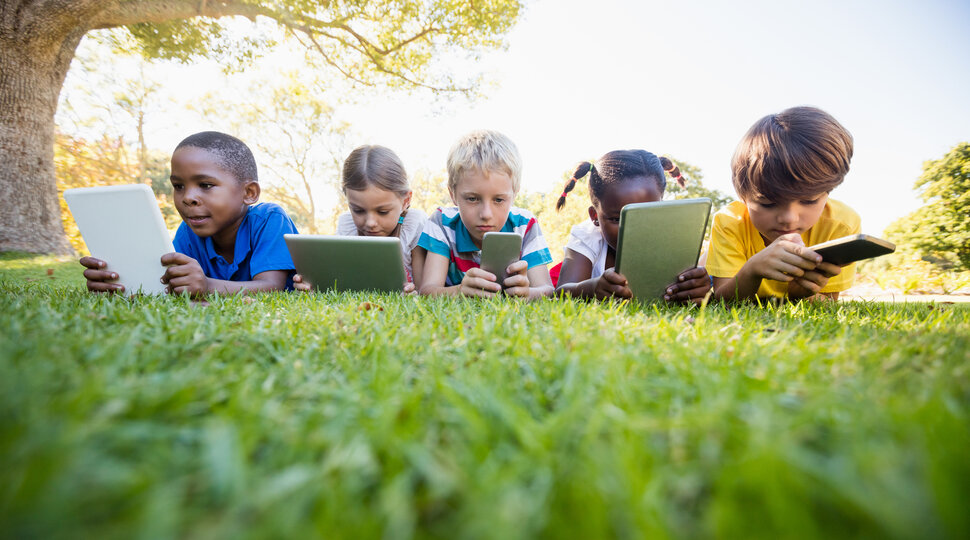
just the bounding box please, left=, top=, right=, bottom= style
left=706, top=199, right=861, bottom=298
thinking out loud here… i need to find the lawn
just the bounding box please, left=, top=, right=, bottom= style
left=1, top=252, right=968, bottom=539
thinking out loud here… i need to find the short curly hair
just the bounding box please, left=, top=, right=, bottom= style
left=174, top=131, right=258, bottom=183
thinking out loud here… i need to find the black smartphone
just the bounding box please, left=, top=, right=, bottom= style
left=808, top=234, right=895, bottom=266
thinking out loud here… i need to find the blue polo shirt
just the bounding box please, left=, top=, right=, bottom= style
left=173, top=202, right=298, bottom=290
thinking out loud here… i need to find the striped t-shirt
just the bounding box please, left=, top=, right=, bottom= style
left=418, top=206, right=553, bottom=286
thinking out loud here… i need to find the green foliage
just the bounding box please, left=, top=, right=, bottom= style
left=2, top=255, right=969, bottom=538
left=103, top=0, right=525, bottom=95
left=885, top=143, right=970, bottom=270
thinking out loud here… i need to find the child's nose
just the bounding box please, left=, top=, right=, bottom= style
left=778, top=205, right=797, bottom=224
left=480, top=202, right=494, bottom=221
left=182, top=188, right=200, bottom=205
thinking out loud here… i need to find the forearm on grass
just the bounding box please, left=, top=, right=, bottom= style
left=203, top=270, right=290, bottom=295
left=555, top=278, right=600, bottom=299
left=418, top=283, right=463, bottom=296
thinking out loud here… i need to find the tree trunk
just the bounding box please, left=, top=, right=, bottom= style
left=0, top=28, right=86, bottom=254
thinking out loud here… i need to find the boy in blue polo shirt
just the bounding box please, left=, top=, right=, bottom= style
left=417, top=130, right=554, bottom=298
left=81, top=131, right=298, bottom=295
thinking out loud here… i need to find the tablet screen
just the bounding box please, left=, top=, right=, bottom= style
left=64, top=184, right=174, bottom=295
left=615, top=198, right=712, bottom=301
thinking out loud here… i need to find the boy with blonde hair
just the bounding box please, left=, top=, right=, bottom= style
left=417, top=130, right=554, bottom=298
left=708, top=106, right=861, bottom=301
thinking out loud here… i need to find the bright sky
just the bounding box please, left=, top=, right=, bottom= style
left=83, top=0, right=970, bottom=235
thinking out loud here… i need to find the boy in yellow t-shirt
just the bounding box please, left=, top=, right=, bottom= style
left=707, top=106, right=861, bottom=301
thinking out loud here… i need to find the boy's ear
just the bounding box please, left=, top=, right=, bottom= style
left=588, top=206, right=599, bottom=224
left=448, top=187, right=458, bottom=206
left=243, top=181, right=260, bottom=205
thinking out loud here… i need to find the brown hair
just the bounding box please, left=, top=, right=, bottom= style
left=556, top=149, right=679, bottom=210
left=342, top=145, right=410, bottom=197
left=731, top=106, right=853, bottom=202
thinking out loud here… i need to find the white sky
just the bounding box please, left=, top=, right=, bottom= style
left=79, top=0, right=970, bottom=235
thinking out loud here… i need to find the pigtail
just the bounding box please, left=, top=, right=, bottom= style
left=660, top=156, right=687, bottom=188
left=556, top=161, right=593, bottom=211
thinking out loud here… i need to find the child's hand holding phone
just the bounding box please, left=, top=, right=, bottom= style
left=459, top=267, right=503, bottom=298
left=501, top=260, right=531, bottom=297
left=748, top=233, right=822, bottom=283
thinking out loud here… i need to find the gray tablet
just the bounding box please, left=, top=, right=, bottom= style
left=64, top=184, right=174, bottom=296
left=615, top=198, right=712, bottom=301
left=284, top=234, right=405, bottom=293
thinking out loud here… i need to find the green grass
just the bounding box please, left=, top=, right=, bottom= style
left=1, top=252, right=969, bottom=539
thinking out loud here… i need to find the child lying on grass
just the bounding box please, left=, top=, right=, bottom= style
left=81, top=131, right=298, bottom=296
left=707, top=107, right=860, bottom=301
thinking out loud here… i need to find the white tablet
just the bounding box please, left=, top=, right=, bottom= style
left=615, top=198, right=712, bottom=301
left=64, top=184, right=174, bottom=295
left=285, top=234, right=406, bottom=293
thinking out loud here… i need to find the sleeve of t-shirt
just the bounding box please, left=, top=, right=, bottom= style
left=248, top=208, right=299, bottom=276
left=705, top=211, right=749, bottom=279
left=336, top=212, right=357, bottom=236
left=416, top=209, right=451, bottom=258
left=401, top=208, right=428, bottom=253
left=521, top=217, right=553, bottom=268
left=565, top=223, right=598, bottom=264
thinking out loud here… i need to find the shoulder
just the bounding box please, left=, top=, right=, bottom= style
left=821, top=198, right=861, bottom=230
left=336, top=212, right=358, bottom=236
left=246, top=202, right=294, bottom=225
left=400, top=208, right=428, bottom=245
left=713, top=200, right=748, bottom=223
left=427, top=206, right=461, bottom=228
left=506, top=206, right=537, bottom=224
left=569, top=220, right=601, bottom=242
left=712, top=200, right=748, bottom=232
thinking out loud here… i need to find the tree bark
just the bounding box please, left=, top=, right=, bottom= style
left=0, top=14, right=91, bottom=253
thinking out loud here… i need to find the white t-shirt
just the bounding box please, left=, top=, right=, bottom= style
left=337, top=208, right=428, bottom=280
left=564, top=220, right=609, bottom=280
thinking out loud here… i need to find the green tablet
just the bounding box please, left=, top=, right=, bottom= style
left=614, top=198, right=712, bottom=301
left=284, top=234, right=406, bottom=293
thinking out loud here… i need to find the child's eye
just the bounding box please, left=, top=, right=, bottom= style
left=351, top=208, right=364, bottom=215
left=171, top=183, right=183, bottom=191
left=199, top=182, right=213, bottom=189
left=377, top=211, right=390, bottom=216
left=758, top=201, right=776, bottom=208
left=801, top=198, right=821, bottom=205
left=465, top=197, right=478, bottom=203
left=494, top=198, right=505, bottom=204
left=608, top=217, right=620, bottom=224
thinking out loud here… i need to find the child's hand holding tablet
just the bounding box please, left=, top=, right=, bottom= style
left=68, top=184, right=175, bottom=296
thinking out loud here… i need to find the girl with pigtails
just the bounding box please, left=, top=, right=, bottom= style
left=553, top=149, right=712, bottom=303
